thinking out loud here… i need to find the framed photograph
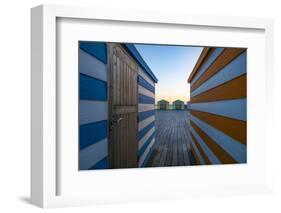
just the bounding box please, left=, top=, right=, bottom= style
left=31, top=4, right=274, bottom=208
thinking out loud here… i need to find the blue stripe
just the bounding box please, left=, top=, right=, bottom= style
left=80, top=73, right=107, bottom=101
left=191, top=48, right=224, bottom=85
left=190, top=114, right=246, bottom=163
left=139, top=110, right=155, bottom=121
left=80, top=120, right=108, bottom=150
left=123, top=44, right=158, bottom=83
left=79, top=41, right=107, bottom=64
left=139, top=132, right=155, bottom=156
left=79, top=138, right=108, bottom=170
left=89, top=156, right=108, bottom=170
left=191, top=51, right=247, bottom=97
left=139, top=94, right=155, bottom=104
left=190, top=127, right=221, bottom=164
left=190, top=99, right=247, bottom=121
left=138, top=75, right=155, bottom=93
left=138, top=121, right=155, bottom=140
left=140, top=140, right=156, bottom=167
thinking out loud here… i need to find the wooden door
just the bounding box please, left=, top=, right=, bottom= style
left=108, top=44, right=138, bottom=168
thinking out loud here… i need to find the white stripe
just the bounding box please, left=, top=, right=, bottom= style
left=138, top=116, right=155, bottom=131
left=79, top=100, right=108, bottom=125
left=189, top=134, right=205, bottom=164
left=189, top=99, right=246, bottom=121
left=138, top=67, right=155, bottom=87
left=191, top=48, right=224, bottom=85
left=79, top=49, right=107, bottom=82
left=79, top=138, right=108, bottom=170
left=190, top=127, right=221, bottom=164
left=138, top=104, right=155, bottom=112
left=138, top=127, right=155, bottom=150
left=191, top=51, right=246, bottom=97
left=138, top=85, right=155, bottom=98
left=139, top=138, right=155, bottom=167
left=190, top=114, right=246, bottom=162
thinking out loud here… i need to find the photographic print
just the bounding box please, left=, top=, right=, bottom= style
left=79, top=42, right=246, bottom=170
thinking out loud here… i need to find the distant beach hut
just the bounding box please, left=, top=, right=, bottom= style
left=172, top=100, right=184, bottom=110
left=157, top=100, right=169, bottom=110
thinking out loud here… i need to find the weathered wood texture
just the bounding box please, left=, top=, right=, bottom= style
left=146, top=110, right=192, bottom=167
left=108, top=44, right=139, bottom=168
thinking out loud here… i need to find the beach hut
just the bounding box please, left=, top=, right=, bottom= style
left=79, top=41, right=158, bottom=170
left=187, top=47, right=247, bottom=165
left=172, top=100, right=184, bottom=110
left=157, top=99, right=169, bottom=110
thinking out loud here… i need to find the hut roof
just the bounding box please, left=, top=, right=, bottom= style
left=173, top=100, right=184, bottom=104
left=158, top=99, right=169, bottom=103
left=122, top=44, right=158, bottom=83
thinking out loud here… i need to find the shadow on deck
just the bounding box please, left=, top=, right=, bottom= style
left=145, top=110, right=193, bottom=167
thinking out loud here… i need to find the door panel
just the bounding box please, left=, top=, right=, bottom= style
left=108, top=44, right=138, bottom=168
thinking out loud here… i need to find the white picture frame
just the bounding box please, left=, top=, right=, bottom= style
left=31, top=4, right=274, bottom=208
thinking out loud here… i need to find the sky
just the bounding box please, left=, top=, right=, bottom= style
left=135, top=44, right=203, bottom=103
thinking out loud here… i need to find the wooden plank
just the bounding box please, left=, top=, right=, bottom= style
left=182, top=143, right=191, bottom=165
left=146, top=110, right=193, bottom=167
left=113, top=106, right=137, bottom=114
left=159, top=146, right=168, bottom=167
left=172, top=129, right=178, bottom=166
left=108, top=44, right=114, bottom=167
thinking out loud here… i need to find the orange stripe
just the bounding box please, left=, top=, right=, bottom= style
left=191, top=110, right=246, bottom=144
left=190, top=121, right=237, bottom=164
left=190, top=132, right=211, bottom=165
left=191, top=48, right=246, bottom=92
left=191, top=74, right=246, bottom=103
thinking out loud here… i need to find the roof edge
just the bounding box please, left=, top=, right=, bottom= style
left=122, top=44, right=158, bottom=83
left=187, top=47, right=211, bottom=83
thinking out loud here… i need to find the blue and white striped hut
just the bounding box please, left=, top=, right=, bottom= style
left=79, top=42, right=158, bottom=170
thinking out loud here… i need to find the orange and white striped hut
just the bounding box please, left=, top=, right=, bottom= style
left=187, top=47, right=247, bottom=165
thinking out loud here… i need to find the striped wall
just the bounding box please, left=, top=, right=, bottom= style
left=138, top=67, right=156, bottom=167
left=79, top=41, right=109, bottom=170
left=187, top=47, right=247, bottom=165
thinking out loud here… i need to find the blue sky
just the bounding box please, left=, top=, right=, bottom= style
left=135, top=44, right=203, bottom=103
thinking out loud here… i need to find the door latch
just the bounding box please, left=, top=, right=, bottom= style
left=110, top=114, right=124, bottom=131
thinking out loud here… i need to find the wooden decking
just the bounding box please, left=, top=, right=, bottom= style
left=146, top=110, right=192, bottom=167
